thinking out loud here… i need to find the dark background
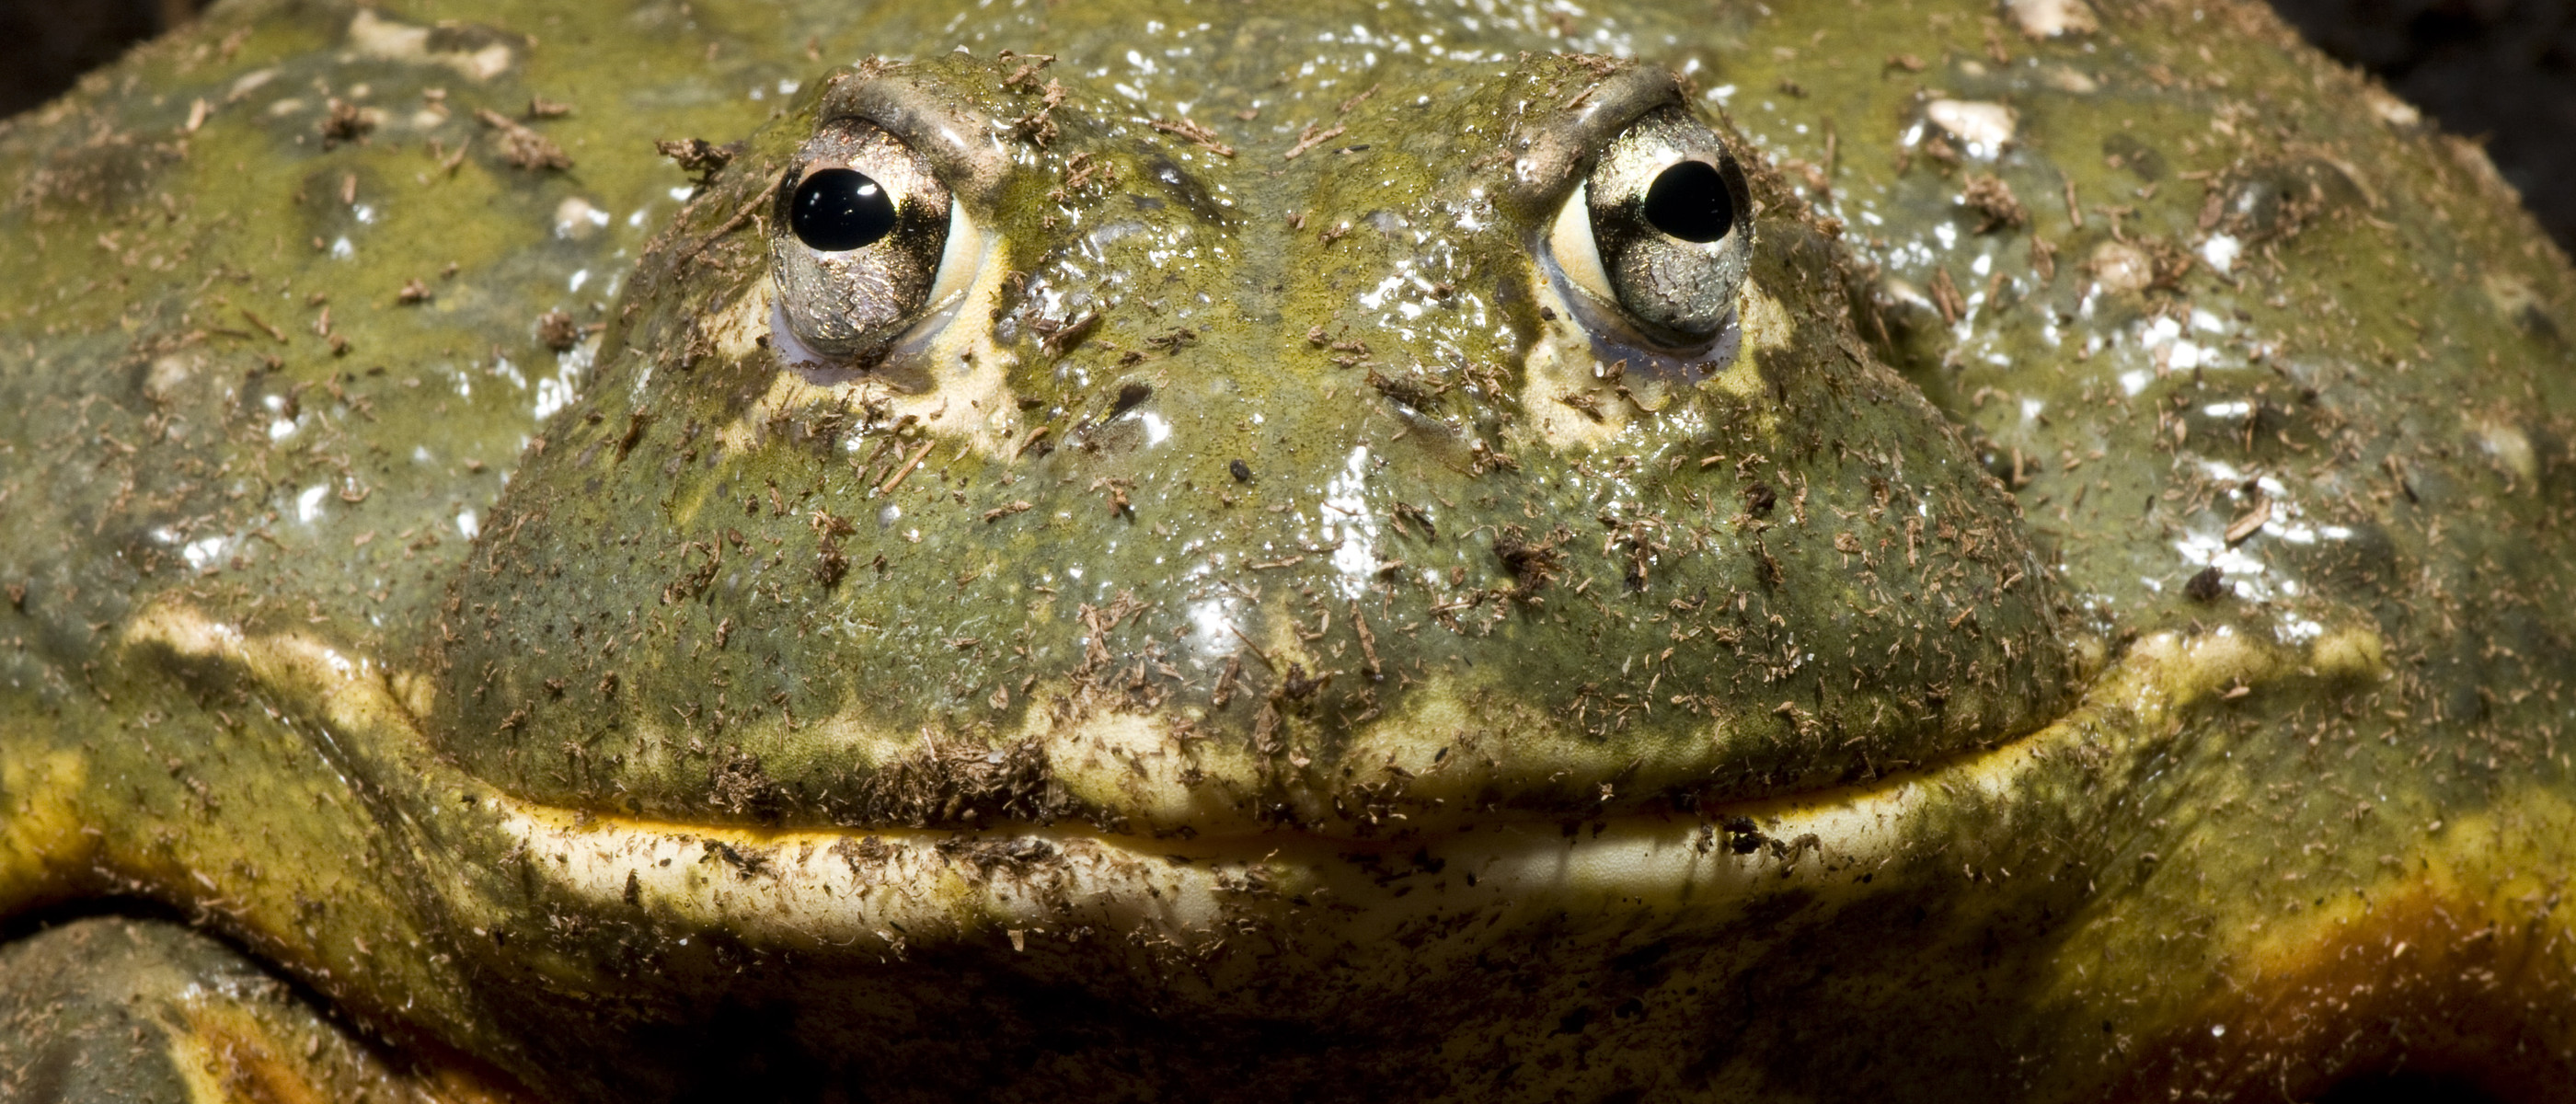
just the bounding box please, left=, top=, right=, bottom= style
left=0, top=0, right=2571, bottom=251
left=2267, top=0, right=2576, bottom=250
left=0, top=0, right=195, bottom=121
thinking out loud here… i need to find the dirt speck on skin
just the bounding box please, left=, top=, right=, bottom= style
left=537, top=309, right=582, bottom=352
left=936, top=834, right=1058, bottom=877
left=319, top=97, right=374, bottom=148
left=1745, top=482, right=1777, bottom=517
left=1961, top=174, right=2027, bottom=232
left=811, top=511, right=856, bottom=587
left=475, top=108, right=571, bottom=171
left=835, top=738, right=1073, bottom=830
left=655, top=137, right=740, bottom=188
left=1494, top=525, right=1568, bottom=596
left=831, top=834, right=893, bottom=874
left=709, top=749, right=787, bottom=822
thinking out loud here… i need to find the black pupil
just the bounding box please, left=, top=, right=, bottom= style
left=790, top=167, right=897, bottom=252
left=1641, top=160, right=1734, bottom=243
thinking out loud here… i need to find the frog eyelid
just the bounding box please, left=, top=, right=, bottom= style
left=767, top=68, right=1015, bottom=377
left=1517, top=63, right=1754, bottom=347
left=1504, top=62, right=1687, bottom=212
left=815, top=73, right=1011, bottom=210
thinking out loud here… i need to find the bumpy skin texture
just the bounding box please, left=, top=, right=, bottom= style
left=1, top=0, right=2573, bottom=1101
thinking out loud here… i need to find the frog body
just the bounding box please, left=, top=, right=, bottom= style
left=2, top=0, right=2573, bottom=1101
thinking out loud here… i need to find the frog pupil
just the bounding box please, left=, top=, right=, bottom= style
left=1641, top=160, right=1733, bottom=243
left=790, top=167, right=897, bottom=252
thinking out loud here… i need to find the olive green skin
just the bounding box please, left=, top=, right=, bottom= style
left=2, top=0, right=2573, bottom=1101
left=445, top=52, right=2068, bottom=839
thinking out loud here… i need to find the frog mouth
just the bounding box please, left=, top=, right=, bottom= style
left=471, top=753, right=1930, bottom=966
left=449, top=627, right=2347, bottom=974
left=123, top=601, right=2369, bottom=977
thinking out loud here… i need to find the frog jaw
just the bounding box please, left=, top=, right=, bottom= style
left=97, top=575, right=2576, bottom=1102
left=109, top=595, right=2421, bottom=1050
left=457, top=627, right=2308, bottom=969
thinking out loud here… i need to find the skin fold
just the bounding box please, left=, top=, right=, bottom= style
left=0, top=0, right=2571, bottom=1099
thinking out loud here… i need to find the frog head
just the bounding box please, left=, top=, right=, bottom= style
left=23, top=1, right=2576, bottom=1099
left=431, top=52, right=2076, bottom=849
left=267, top=48, right=2098, bottom=1093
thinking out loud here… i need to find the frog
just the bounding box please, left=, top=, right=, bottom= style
left=3, top=0, right=2574, bottom=1099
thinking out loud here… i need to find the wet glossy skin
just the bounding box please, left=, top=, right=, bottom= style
left=2, top=0, right=2574, bottom=1100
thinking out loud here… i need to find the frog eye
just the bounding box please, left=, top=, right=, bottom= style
left=788, top=168, right=898, bottom=251
left=1547, top=105, right=1754, bottom=342
left=769, top=118, right=976, bottom=366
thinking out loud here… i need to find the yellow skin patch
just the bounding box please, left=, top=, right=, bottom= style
left=0, top=744, right=91, bottom=916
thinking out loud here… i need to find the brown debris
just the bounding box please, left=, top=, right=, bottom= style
left=1746, top=482, right=1778, bottom=517
left=811, top=511, right=857, bottom=586
left=1961, top=174, right=2027, bottom=233
left=840, top=737, right=1070, bottom=831
left=1036, top=311, right=1100, bottom=355
left=655, top=137, right=738, bottom=188
left=475, top=108, right=571, bottom=171
left=536, top=309, right=581, bottom=352
left=709, top=749, right=787, bottom=822
left=1494, top=525, right=1570, bottom=597
left=1351, top=601, right=1383, bottom=681
left=1284, top=123, right=1347, bottom=160
left=2224, top=498, right=2271, bottom=546
left=2142, top=236, right=2196, bottom=291
left=319, top=98, right=374, bottom=149
left=878, top=440, right=937, bottom=494
left=1369, top=366, right=1448, bottom=412
left=1149, top=117, right=1236, bottom=157
left=1926, top=267, right=1966, bottom=324
left=998, top=52, right=1057, bottom=92
left=1007, top=78, right=1067, bottom=147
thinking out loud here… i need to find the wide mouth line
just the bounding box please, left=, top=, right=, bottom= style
left=438, top=624, right=2347, bottom=970
left=472, top=687, right=2065, bottom=857
left=503, top=722, right=2023, bottom=859
left=459, top=710, right=2069, bottom=958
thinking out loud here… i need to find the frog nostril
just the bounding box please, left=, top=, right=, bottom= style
left=790, top=167, right=897, bottom=251
left=1641, top=160, right=1733, bottom=243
